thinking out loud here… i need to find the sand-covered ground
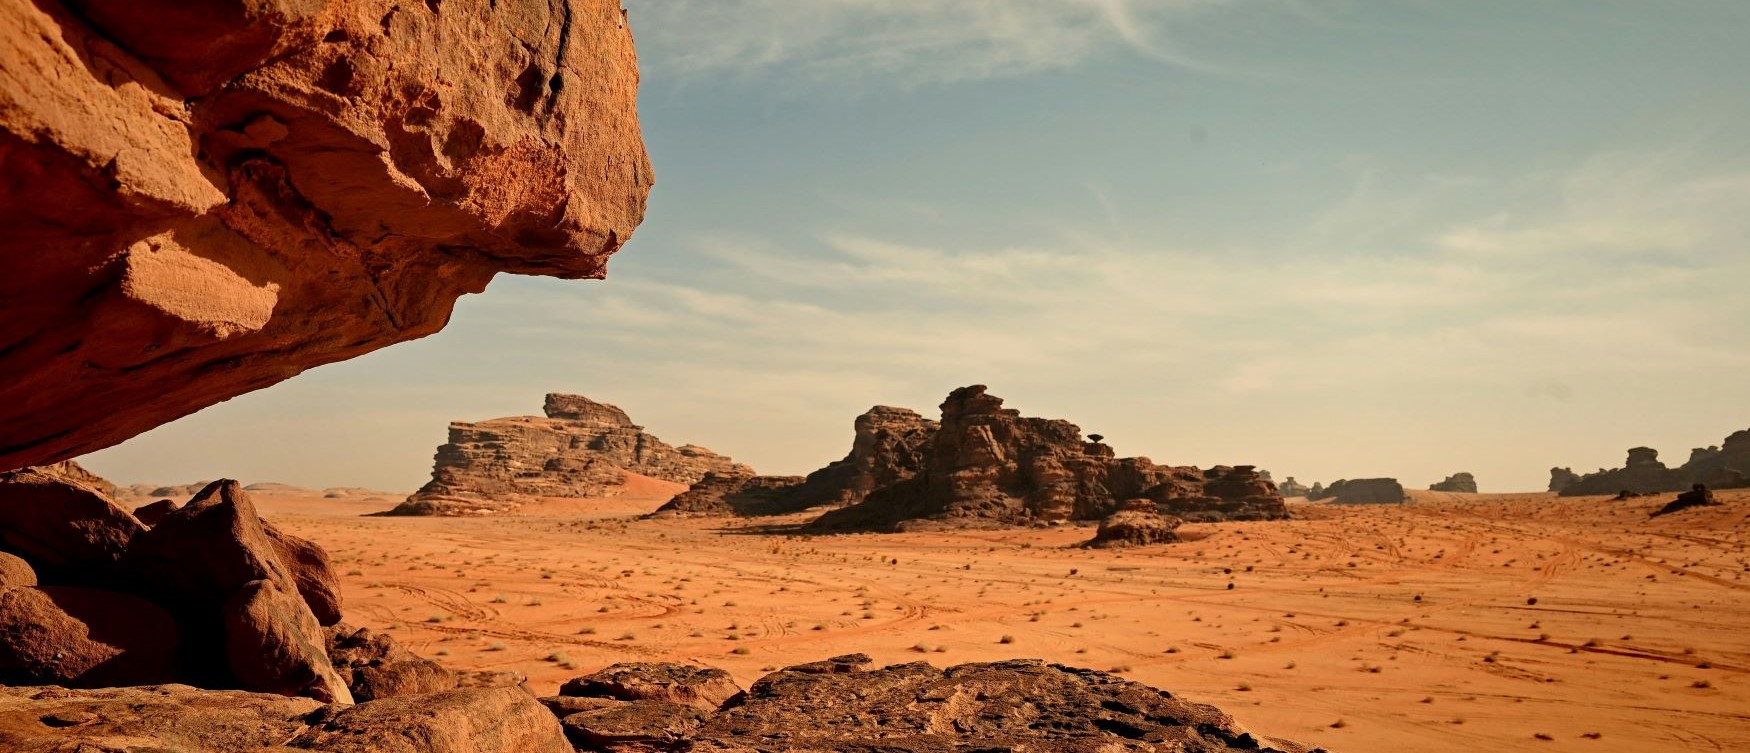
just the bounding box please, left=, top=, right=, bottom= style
left=255, top=485, right=1750, bottom=753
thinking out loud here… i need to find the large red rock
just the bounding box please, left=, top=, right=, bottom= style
left=264, top=521, right=343, bottom=626
left=325, top=623, right=461, bottom=701
left=393, top=394, right=750, bottom=515
left=223, top=579, right=353, bottom=704
left=0, top=585, right=179, bottom=688
left=0, top=466, right=143, bottom=583
left=0, top=553, right=33, bottom=588
left=0, top=0, right=652, bottom=472
left=286, top=686, right=572, bottom=753
left=559, top=662, right=743, bottom=713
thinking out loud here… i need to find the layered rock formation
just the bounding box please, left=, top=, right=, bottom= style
left=808, top=386, right=1288, bottom=532
left=1088, top=500, right=1183, bottom=548
left=392, top=394, right=749, bottom=515
left=1310, top=478, right=1406, bottom=505
left=541, top=656, right=1320, bottom=753
left=0, top=0, right=653, bottom=473
left=1555, top=430, right=1750, bottom=496
left=1429, top=472, right=1478, bottom=493
left=650, top=405, right=938, bottom=518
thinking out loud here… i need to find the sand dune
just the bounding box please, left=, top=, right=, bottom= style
left=254, top=488, right=1750, bottom=753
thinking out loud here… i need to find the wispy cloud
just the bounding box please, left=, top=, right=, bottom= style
left=629, top=0, right=1246, bottom=86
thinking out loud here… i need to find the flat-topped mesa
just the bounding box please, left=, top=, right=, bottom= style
left=390, top=396, right=749, bottom=516
left=0, top=0, right=653, bottom=473
left=1556, top=429, right=1750, bottom=497
left=1311, top=478, right=1406, bottom=505
left=806, top=385, right=1288, bottom=532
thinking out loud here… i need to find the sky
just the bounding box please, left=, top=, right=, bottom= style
left=84, top=0, right=1750, bottom=493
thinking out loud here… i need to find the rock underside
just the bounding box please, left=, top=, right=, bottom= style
left=0, top=0, right=652, bottom=473
left=1552, top=430, right=1750, bottom=496
left=657, top=386, right=1288, bottom=531
left=392, top=394, right=749, bottom=515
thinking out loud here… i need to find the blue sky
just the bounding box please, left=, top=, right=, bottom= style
left=86, top=0, right=1750, bottom=492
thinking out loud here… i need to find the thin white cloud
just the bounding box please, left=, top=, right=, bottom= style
left=629, top=0, right=1246, bottom=86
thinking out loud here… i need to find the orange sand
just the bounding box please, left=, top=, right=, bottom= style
left=254, top=487, right=1750, bottom=753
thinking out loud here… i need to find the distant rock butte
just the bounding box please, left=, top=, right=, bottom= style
left=1276, top=476, right=1310, bottom=497
left=659, top=385, right=1286, bottom=531
left=1556, top=429, right=1750, bottom=497
left=1310, top=478, right=1406, bottom=505
left=392, top=394, right=750, bottom=516
left=1429, top=472, right=1478, bottom=493
left=0, top=0, right=652, bottom=474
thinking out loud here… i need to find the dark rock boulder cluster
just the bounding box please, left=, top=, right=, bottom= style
left=1553, top=429, right=1750, bottom=497
left=540, top=656, right=1322, bottom=753
left=1088, top=500, right=1184, bottom=548
left=1651, top=484, right=1723, bottom=517
left=658, top=386, right=1288, bottom=533
left=1428, top=472, right=1478, bottom=493
left=1308, top=478, right=1406, bottom=505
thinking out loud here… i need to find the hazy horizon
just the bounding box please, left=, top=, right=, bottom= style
left=82, top=0, right=1750, bottom=493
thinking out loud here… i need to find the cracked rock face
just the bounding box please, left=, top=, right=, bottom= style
left=0, top=0, right=652, bottom=472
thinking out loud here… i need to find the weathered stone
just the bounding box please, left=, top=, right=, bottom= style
left=1554, top=430, right=1750, bottom=497
left=0, top=466, right=143, bottom=583
left=0, top=553, right=35, bottom=588
left=561, top=699, right=705, bottom=752
left=0, top=585, right=179, bottom=688
left=133, top=498, right=181, bottom=527
left=1429, top=472, right=1478, bottom=493
left=264, top=522, right=343, bottom=626
left=0, top=684, right=322, bottom=752
left=223, top=579, right=354, bottom=704
left=1276, top=476, right=1310, bottom=497
left=1548, top=468, right=1581, bottom=494
left=286, top=686, right=572, bottom=753
left=811, top=386, right=1287, bottom=531
left=1317, top=478, right=1406, bottom=505
left=325, top=623, right=459, bottom=702
left=392, top=394, right=750, bottom=515
left=0, top=0, right=652, bottom=473
left=559, top=662, right=743, bottom=713
left=1651, top=484, right=1723, bottom=517
left=1088, top=502, right=1183, bottom=548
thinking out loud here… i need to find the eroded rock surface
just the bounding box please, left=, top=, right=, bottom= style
left=547, top=656, right=1321, bottom=753
left=1311, top=478, right=1405, bottom=505
left=0, top=464, right=143, bottom=584
left=1088, top=501, right=1183, bottom=548
left=392, top=393, right=749, bottom=515
left=559, top=662, right=743, bottom=713
left=809, top=386, right=1288, bottom=532
left=1557, top=429, right=1750, bottom=497
left=0, top=0, right=652, bottom=473
left=1651, top=484, right=1722, bottom=517
left=1429, top=472, right=1477, bottom=493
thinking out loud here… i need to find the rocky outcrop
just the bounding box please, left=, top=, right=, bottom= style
left=1088, top=501, right=1183, bottom=548
left=1276, top=476, right=1310, bottom=497
left=326, top=623, right=462, bottom=702
left=0, top=585, right=179, bottom=687
left=536, top=656, right=1318, bottom=753
left=1429, top=472, right=1477, bottom=493
left=809, top=386, right=1287, bottom=532
left=0, top=464, right=144, bottom=584
left=652, top=405, right=940, bottom=518
left=1651, top=484, right=1722, bottom=517
left=558, top=662, right=744, bottom=713
left=1315, top=478, right=1405, bottom=505
left=0, top=683, right=572, bottom=753
left=1548, top=467, right=1581, bottom=493
left=392, top=394, right=750, bottom=515
left=0, top=0, right=653, bottom=473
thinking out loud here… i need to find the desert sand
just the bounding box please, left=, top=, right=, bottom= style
left=255, top=483, right=1750, bottom=753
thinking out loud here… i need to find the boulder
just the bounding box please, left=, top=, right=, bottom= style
left=325, top=623, right=459, bottom=701
left=1429, top=472, right=1478, bottom=493
left=1651, top=484, right=1722, bottom=517
left=1087, top=503, right=1183, bottom=548
left=223, top=580, right=354, bottom=704
left=0, top=553, right=35, bottom=588
left=0, top=585, right=179, bottom=687
left=264, top=522, right=343, bottom=626
left=560, top=699, right=706, bottom=752
left=123, top=480, right=302, bottom=610
left=285, top=686, right=571, bottom=753
left=686, top=658, right=1313, bottom=753
left=559, top=662, right=743, bottom=713
left=0, top=684, right=322, bottom=752
left=0, top=466, right=143, bottom=583
left=0, top=0, right=653, bottom=473
left=133, top=498, right=180, bottom=527
left=391, top=394, right=750, bottom=515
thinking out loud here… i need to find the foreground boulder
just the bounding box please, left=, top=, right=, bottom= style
left=1088, top=503, right=1183, bottom=548
left=809, top=386, right=1288, bottom=532
left=392, top=394, right=750, bottom=515
left=686, top=656, right=1315, bottom=753
left=325, top=623, right=461, bottom=701
left=559, top=662, right=743, bottom=713
left=264, top=522, right=344, bottom=626
left=0, top=585, right=179, bottom=687
left=223, top=579, right=353, bottom=704
left=0, top=0, right=653, bottom=473
left=0, top=683, right=571, bottom=753
left=0, top=466, right=143, bottom=583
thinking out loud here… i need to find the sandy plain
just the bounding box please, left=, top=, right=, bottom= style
left=247, top=484, right=1750, bottom=753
